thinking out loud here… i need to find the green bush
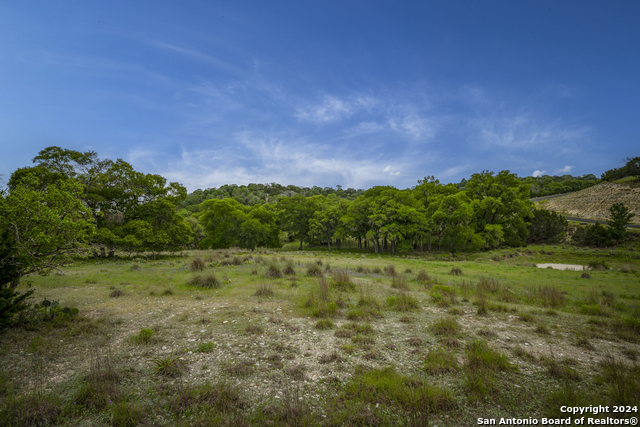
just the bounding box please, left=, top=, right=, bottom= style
left=0, top=288, right=34, bottom=330
left=528, top=208, right=568, bottom=243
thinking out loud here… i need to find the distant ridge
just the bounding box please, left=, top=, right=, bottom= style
left=536, top=182, right=640, bottom=224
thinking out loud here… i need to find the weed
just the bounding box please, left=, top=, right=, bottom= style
left=285, top=365, right=307, bottom=380
left=110, top=398, right=144, bottom=427
left=315, top=259, right=323, bottom=266
left=149, top=350, right=184, bottom=377
left=190, top=257, right=206, bottom=271
left=581, top=272, right=591, bottom=279
left=477, top=329, right=497, bottom=338
left=161, top=289, right=173, bottom=296
left=225, top=360, right=255, bottom=377
left=282, top=263, right=296, bottom=276
left=319, top=351, right=344, bottom=364
left=430, top=284, right=457, bottom=307
left=0, top=391, right=61, bottom=426
left=187, top=273, right=221, bottom=289
left=372, top=266, right=382, bottom=274
left=306, top=264, right=323, bottom=277
left=544, top=383, right=591, bottom=418
left=245, top=325, right=264, bottom=334
left=416, top=269, right=431, bottom=283
left=580, top=304, right=604, bottom=316
left=537, top=285, right=565, bottom=308
left=332, top=269, right=355, bottom=291
left=423, top=348, right=458, bottom=374
left=575, top=332, right=596, bottom=350
left=110, top=289, right=125, bottom=298
left=519, top=313, right=535, bottom=322
left=588, top=259, right=609, bottom=270
left=390, top=276, right=410, bottom=291
left=466, top=339, right=513, bottom=372
left=318, top=277, right=330, bottom=301
left=265, top=263, right=284, bottom=278
left=72, top=349, right=121, bottom=410
left=449, top=267, right=463, bottom=275
left=386, top=292, right=420, bottom=311
left=513, top=346, right=536, bottom=361
left=315, top=319, right=334, bottom=330
left=597, top=356, right=640, bottom=405
left=343, top=366, right=455, bottom=411
left=133, top=328, right=154, bottom=344
left=407, top=337, right=422, bottom=347
left=384, top=264, right=397, bottom=276
left=334, top=329, right=353, bottom=338
left=400, top=316, right=415, bottom=324
left=196, top=341, right=216, bottom=353
left=429, top=317, right=461, bottom=336
left=253, top=284, right=274, bottom=297
left=543, top=357, right=581, bottom=381
left=535, top=324, right=551, bottom=335
left=167, top=381, right=246, bottom=414
left=621, top=264, right=637, bottom=273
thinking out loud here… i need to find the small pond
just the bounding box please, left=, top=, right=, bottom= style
left=535, top=263, right=586, bottom=271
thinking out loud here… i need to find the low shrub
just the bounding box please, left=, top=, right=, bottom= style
left=429, top=317, right=461, bottom=336
left=190, top=257, right=206, bottom=272
left=187, top=273, right=221, bottom=289
left=332, top=269, right=355, bottom=291
left=423, top=348, right=458, bottom=374
left=306, top=264, right=323, bottom=277
left=386, top=293, right=420, bottom=312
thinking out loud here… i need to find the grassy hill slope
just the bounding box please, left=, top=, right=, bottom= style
left=536, top=181, right=640, bottom=224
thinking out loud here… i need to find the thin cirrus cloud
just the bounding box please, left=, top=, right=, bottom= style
left=295, top=95, right=377, bottom=124
left=555, top=165, right=573, bottom=174
left=472, top=113, right=588, bottom=151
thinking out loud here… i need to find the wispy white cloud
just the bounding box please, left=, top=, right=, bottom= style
left=295, top=95, right=377, bottom=124
left=147, top=40, right=243, bottom=74
left=555, top=165, right=573, bottom=174
left=472, top=113, right=588, bottom=150
left=532, top=170, right=546, bottom=177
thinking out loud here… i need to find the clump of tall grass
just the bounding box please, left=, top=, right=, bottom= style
left=283, top=262, right=296, bottom=276
left=386, top=292, right=420, bottom=312
left=384, top=264, right=397, bottom=276
left=430, top=285, right=457, bottom=307
left=332, top=269, right=355, bottom=291
left=429, top=317, right=461, bottom=336
left=187, top=273, right=221, bottom=289
left=190, top=257, right=206, bottom=272
left=264, top=263, right=284, bottom=278
left=449, top=267, right=463, bottom=276
left=306, top=264, right=323, bottom=277
left=390, top=277, right=410, bottom=291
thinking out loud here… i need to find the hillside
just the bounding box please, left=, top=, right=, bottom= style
left=536, top=182, right=640, bottom=224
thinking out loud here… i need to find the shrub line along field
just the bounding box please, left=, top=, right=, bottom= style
left=1, top=243, right=639, bottom=426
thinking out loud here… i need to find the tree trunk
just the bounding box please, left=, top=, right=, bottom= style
left=299, top=238, right=303, bottom=250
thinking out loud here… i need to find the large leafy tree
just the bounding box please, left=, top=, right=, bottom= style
left=465, top=170, right=533, bottom=248
left=199, top=199, right=280, bottom=251
left=0, top=175, right=95, bottom=288
left=276, top=195, right=323, bottom=250
left=10, top=146, right=191, bottom=255
left=432, top=192, right=481, bottom=252
left=309, top=197, right=349, bottom=253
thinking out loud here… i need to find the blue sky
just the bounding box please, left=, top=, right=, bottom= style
left=1, top=1, right=638, bottom=191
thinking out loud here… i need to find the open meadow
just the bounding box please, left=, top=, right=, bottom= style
left=1, top=243, right=640, bottom=426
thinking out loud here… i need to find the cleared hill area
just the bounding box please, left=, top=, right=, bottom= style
left=536, top=181, right=640, bottom=224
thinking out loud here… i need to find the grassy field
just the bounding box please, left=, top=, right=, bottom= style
left=1, top=242, right=640, bottom=426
